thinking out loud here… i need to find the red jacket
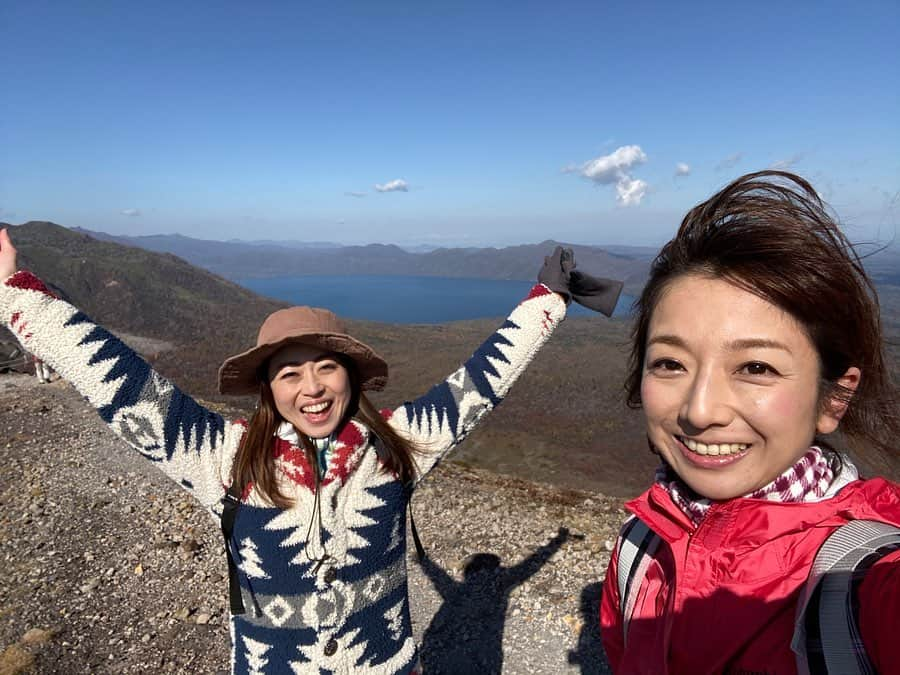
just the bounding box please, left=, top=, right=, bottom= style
left=600, top=476, right=900, bottom=674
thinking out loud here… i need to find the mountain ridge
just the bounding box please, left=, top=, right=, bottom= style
left=59, top=223, right=653, bottom=294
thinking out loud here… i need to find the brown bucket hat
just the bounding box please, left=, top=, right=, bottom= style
left=217, top=306, right=388, bottom=395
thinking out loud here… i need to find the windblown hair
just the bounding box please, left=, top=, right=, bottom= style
left=626, top=170, right=899, bottom=460
left=231, top=355, right=421, bottom=508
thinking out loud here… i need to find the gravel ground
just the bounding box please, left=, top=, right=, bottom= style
left=0, top=373, right=622, bottom=674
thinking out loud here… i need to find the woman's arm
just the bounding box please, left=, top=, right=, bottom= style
left=0, top=230, right=241, bottom=508
left=388, top=282, right=566, bottom=481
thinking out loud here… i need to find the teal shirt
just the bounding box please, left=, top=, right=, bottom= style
left=312, top=435, right=332, bottom=478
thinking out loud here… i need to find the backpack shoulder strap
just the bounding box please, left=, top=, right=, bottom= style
left=220, top=482, right=246, bottom=615
left=616, top=516, right=661, bottom=646
left=792, top=519, right=900, bottom=675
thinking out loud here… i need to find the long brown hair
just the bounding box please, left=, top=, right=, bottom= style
left=626, top=170, right=899, bottom=461
left=231, top=355, right=421, bottom=508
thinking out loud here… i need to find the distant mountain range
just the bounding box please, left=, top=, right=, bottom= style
left=66, top=225, right=900, bottom=290
left=67, top=225, right=655, bottom=295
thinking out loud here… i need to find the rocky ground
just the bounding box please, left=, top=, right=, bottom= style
left=0, top=373, right=625, bottom=674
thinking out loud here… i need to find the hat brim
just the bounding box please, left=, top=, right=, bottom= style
left=218, top=332, right=388, bottom=395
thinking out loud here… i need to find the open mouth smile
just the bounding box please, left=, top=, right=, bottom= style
left=300, top=400, right=334, bottom=423
left=677, top=435, right=750, bottom=457
left=674, top=435, right=751, bottom=468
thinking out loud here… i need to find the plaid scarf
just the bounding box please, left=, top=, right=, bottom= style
left=657, top=446, right=837, bottom=525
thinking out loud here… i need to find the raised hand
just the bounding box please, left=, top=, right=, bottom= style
left=537, top=245, right=624, bottom=316
left=0, top=229, right=18, bottom=281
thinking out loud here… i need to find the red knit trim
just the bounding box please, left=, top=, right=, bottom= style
left=324, top=421, right=367, bottom=486
left=336, top=421, right=364, bottom=449
left=5, top=270, right=56, bottom=298
left=527, top=283, right=553, bottom=300
left=274, top=437, right=317, bottom=491
left=325, top=442, right=357, bottom=486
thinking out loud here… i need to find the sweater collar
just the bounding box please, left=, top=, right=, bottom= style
left=273, top=419, right=372, bottom=490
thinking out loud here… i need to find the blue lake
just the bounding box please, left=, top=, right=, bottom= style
left=237, top=275, right=634, bottom=324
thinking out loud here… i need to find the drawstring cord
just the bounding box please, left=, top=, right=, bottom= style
left=303, top=434, right=333, bottom=574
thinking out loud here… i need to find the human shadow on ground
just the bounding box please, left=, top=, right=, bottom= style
left=417, top=527, right=571, bottom=675
left=567, top=581, right=611, bottom=674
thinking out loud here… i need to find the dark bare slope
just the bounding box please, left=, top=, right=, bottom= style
left=3, top=222, right=286, bottom=412
left=5, top=221, right=285, bottom=345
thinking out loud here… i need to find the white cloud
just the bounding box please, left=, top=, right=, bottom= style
left=569, top=145, right=649, bottom=206
left=715, top=153, right=743, bottom=171
left=345, top=191, right=367, bottom=198
left=617, top=177, right=648, bottom=206
left=374, top=179, right=409, bottom=193
left=580, top=145, right=647, bottom=184
left=675, top=162, right=691, bottom=177
left=121, top=208, right=141, bottom=217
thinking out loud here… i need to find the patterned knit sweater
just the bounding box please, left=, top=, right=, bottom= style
left=0, top=271, right=566, bottom=675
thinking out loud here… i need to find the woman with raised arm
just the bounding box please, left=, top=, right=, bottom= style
left=600, top=171, right=900, bottom=674
left=0, top=229, right=620, bottom=675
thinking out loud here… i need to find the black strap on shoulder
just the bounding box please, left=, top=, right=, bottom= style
left=408, top=497, right=426, bottom=561
left=220, top=482, right=245, bottom=615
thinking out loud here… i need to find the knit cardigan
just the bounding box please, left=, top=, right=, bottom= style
left=1, top=271, right=566, bottom=675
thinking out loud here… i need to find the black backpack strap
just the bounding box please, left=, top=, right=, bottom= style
left=407, top=495, right=426, bottom=561
left=793, top=519, right=900, bottom=674
left=372, top=435, right=426, bottom=561
left=220, top=482, right=246, bottom=615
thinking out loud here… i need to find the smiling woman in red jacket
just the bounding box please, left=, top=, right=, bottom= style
left=600, top=171, right=900, bottom=674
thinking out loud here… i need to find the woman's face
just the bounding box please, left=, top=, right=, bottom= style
left=640, top=274, right=855, bottom=500
left=267, top=344, right=352, bottom=439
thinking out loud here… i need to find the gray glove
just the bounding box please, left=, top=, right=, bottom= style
left=538, top=246, right=624, bottom=317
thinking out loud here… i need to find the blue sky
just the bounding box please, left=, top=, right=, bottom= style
left=3, top=1, right=898, bottom=247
